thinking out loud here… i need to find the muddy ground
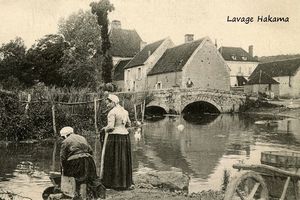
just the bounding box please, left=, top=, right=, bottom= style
left=105, top=188, right=223, bottom=200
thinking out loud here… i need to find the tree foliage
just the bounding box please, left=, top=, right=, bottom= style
left=59, top=47, right=102, bottom=89
left=58, top=10, right=102, bottom=88
left=90, top=0, right=114, bottom=83
left=58, top=9, right=101, bottom=57
left=26, top=34, right=68, bottom=87
left=0, top=37, right=28, bottom=89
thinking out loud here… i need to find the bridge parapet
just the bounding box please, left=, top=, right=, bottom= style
left=146, top=88, right=246, bottom=114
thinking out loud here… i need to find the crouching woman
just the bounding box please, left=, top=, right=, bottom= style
left=60, top=126, right=98, bottom=198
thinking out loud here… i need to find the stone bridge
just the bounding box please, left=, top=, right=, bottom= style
left=146, top=88, right=247, bottom=114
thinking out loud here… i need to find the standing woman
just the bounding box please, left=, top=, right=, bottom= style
left=101, top=94, right=133, bottom=190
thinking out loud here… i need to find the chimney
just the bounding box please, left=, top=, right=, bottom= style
left=140, top=41, right=147, bottom=50
left=184, top=34, right=194, bottom=43
left=248, top=45, right=253, bottom=57
left=111, top=20, right=121, bottom=29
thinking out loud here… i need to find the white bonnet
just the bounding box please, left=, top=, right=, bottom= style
left=107, top=94, right=119, bottom=104
left=60, top=126, right=74, bottom=137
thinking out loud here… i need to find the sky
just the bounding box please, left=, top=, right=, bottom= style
left=0, top=0, right=299, bottom=57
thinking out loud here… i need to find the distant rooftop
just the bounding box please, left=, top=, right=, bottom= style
left=148, top=38, right=205, bottom=76
left=219, top=46, right=258, bottom=62
left=109, top=28, right=142, bottom=58
left=125, top=39, right=165, bottom=69
left=247, top=71, right=279, bottom=85
left=250, top=58, right=300, bottom=78
left=113, top=59, right=131, bottom=81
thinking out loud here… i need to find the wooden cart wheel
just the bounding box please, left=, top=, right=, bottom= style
left=224, top=170, right=269, bottom=200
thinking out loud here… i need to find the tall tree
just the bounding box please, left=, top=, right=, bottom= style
left=58, top=9, right=102, bottom=87
left=90, top=0, right=114, bottom=83
left=58, top=9, right=101, bottom=57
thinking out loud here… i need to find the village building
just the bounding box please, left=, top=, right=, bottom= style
left=109, top=20, right=145, bottom=90
left=123, top=38, right=174, bottom=91
left=249, top=58, right=300, bottom=98
left=147, top=35, right=230, bottom=91
left=109, top=20, right=144, bottom=66
left=112, top=59, right=131, bottom=91
left=218, top=46, right=259, bottom=88
left=244, top=70, right=279, bottom=98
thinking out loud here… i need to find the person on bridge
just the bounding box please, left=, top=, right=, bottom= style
left=186, top=78, right=194, bottom=88
left=101, top=94, right=133, bottom=190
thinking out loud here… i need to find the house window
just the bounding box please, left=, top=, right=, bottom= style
left=137, top=68, right=142, bottom=80
left=242, top=56, right=248, bottom=61
left=231, top=55, right=237, bottom=60
left=156, top=82, right=162, bottom=89
left=127, top=69, right=130, bottom=77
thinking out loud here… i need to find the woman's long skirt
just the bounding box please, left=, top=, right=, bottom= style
left=63, top=156, right=97, bottom=183
left=102, top=134, right=133, bottom=189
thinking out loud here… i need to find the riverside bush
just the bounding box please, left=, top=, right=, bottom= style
left=1, top=86, right=152, bottom=141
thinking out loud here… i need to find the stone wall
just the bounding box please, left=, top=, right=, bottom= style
left=182, top=38, right=231, bottom=91
left=147, top=88, right=246, bottom=114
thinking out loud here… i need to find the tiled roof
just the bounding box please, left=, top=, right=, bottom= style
left=250, top=58, right=300, bottom=78
left=247, top=71, right=279, bottom=85
left=148, top=38, right=205, bottom=76
left=219, top=46, right=258, bottom=62
left=109, top=28, right=142, bottom=57
left=125, top=39, right=165, bottom=69
left=113, top=59, right=131, bottom=81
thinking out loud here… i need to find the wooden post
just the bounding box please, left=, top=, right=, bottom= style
left=142, top=100, right=146, bottom=123
left=51, top=141, right=57, bottom=172
left=134, top=104, right=137, bottom=122
left=140, top=104, right=143, bottom=121
left=52, top=104, right=57, bottom=136
left=94, top=98, right=99, bottom=135
left=25, top=94, right=31, bottom=114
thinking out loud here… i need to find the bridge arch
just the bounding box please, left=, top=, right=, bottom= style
left=181, top=98, right=222, bottom=114
left=146, top=101, right=168, bottom=115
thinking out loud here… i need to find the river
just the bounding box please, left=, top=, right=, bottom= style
left=0, top=114, right=300, bottom=199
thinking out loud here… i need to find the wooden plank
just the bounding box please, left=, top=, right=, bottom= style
left=280, top=176, right=290, bottom=200
left=246, top=182, right=260, bottom=200
left=233, top=164, right=300, bottom=179
left=236, top=189, right=245, bottom=200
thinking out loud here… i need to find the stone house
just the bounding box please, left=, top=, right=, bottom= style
left=147, top=35, right=230, bottom=91
left=219, top=46, right=259, bottom=87
left=109, top=20, right=145, bottom=89
left=249, top=58, right=300, bottom=98
left=123, top=38, right=174, bottom=91
left=244, top=70, right=279, bottom=98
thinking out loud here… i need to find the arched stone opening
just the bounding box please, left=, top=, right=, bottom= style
left=145, top=106, right=167, bottom=117
left=182, top=101, right=221, bottom=115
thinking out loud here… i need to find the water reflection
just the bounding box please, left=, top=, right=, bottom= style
left=1, top=114, right=300, bottom=198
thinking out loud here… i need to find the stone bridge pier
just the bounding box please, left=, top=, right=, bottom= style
left=146, top=88, right=246, bottom=114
